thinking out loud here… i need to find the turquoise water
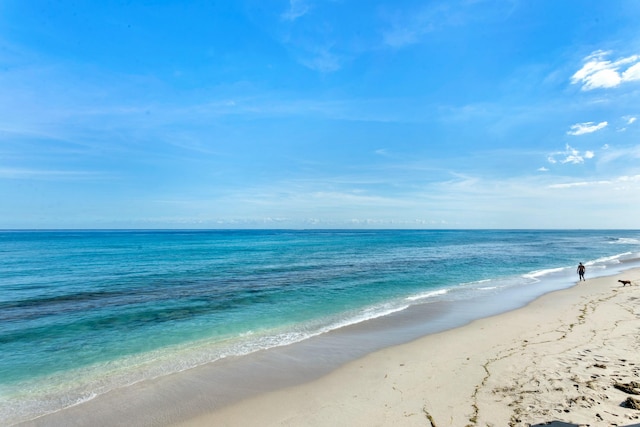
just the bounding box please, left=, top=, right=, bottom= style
left=1, top=229, right=640, bottom=424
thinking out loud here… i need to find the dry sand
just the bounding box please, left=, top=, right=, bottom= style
left=175, top=269, right=640, bottom=427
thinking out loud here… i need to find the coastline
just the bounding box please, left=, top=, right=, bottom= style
left=14, top=266, right=640, bottom=427
left=174, top=268, right=640, bottom=427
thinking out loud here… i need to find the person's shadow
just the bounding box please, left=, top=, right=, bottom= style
left=531, top=423, right=640, bottom=427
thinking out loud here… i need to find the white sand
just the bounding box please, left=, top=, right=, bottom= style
left=175, top=269, right=640, bottom=427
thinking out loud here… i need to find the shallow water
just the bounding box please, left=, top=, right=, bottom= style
left=2, top=229, right=640, bottom=425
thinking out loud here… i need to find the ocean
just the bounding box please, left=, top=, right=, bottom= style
left=2, top=229, right=640, bottom=425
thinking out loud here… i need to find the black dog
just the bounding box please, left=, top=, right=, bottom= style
left=618, top=279, right=631, bottom=286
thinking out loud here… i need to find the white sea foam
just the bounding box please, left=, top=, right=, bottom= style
left=522, top=267, right=566, bottom=281
left=405, top=288, right=449, bottom=301
left=0, top=296, right=440, bottom=424
left=6, top=230, right=640, bottom=425
left=323, top=304, right=411, bottom=331
left=608, top=237, right=640, bottom=245
left=588, top=252, right=632, bottom=266
left=459, top=279, right=492, bottom=286
left=214, top=303, right=415, bottom=363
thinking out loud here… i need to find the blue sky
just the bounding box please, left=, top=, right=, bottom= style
left=1, top=0, right=639, bottom=229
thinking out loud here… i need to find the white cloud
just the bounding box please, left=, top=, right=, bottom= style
left=618, top=174, right=640, bottom=183
left=537, top=167, right=549, bottom=172
left=571, top=50, right=640, bottom=90
left=547, top=144, right=595, bottom=165
left=617, top=116, right=637, bottom=132
left=567, top=121, right=608, bottom=136
left=548, top=181, right=592, bottom=189
left=622, top=62, right=640, bottom=81
left=548, top=175, right=640, bottom=189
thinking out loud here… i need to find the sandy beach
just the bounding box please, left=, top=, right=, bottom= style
left=175, top=268, right=640, bottom=427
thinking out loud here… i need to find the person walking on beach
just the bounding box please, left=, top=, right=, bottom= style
left=577, top=262, right=586, bottom=281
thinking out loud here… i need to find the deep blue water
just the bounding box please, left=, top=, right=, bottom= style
left=1, top=229, right=640, bottom=424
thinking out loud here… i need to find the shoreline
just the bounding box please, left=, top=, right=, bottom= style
left=173, top=268, right=640, bottom=427
left=15, top=267, right=640, bottom=426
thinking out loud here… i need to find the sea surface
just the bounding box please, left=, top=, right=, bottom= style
left=1, top=229, right=640, bottom=425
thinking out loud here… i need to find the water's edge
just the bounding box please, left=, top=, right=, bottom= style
left=17, top=258, right=640, bottom=427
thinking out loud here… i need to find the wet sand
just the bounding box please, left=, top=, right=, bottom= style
left=18, top=269, right=640, bottom=427
left=174, top=269, right=640, bottom=427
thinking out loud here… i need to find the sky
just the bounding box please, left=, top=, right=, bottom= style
left=1, top=0, right=640, bottom=229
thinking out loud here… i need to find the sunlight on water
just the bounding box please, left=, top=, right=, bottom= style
left=1, top=229, right=639, bottom=424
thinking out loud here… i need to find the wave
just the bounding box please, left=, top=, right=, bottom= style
left=587, top=252, right=632, bottom=266
left=319, top=303, right=411, bottom=333
left=1, top=300, right=414, bottom=425
left=7, top=230, right=640, bottom=425
left=405, top=288, right=449, bottom=302
left=459, top=279, right=492, bottom=286
left=522, top=267, right=566, bottom=281
left=608, top=237, right=640, bottom=245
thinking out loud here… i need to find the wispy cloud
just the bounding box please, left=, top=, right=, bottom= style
left=381, top=1, right=516, bottom=49
left=548, top=181, right=592, bottom=189
left=547, top=144, right=595, bottom=165
left=281, top=0, right=311, bottom=21
left=567, top=121, right=608, bottom=136
left=548, top=174, right=640, bottom=189
left=0, top=167, right=109, bottom=180
left=597, top=143, right=640, bottom=165
left=618, top=115, right=637, bottom=132
left=381, top=2, right=462, bottom=49
left=298, top=46, right=342, bottom=73
left=276, top=1, right=343, bottom=73
left=571, top=50, right=640, bottom=90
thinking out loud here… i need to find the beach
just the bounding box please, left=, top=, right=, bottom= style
left=4, top=2, right=640, bottom=426
left=174, top=268, right=640, bottom=427
left=5, top=231, right=640, bottom=427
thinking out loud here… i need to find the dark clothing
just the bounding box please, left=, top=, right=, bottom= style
left=577, top=264, right=585, bottom=281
